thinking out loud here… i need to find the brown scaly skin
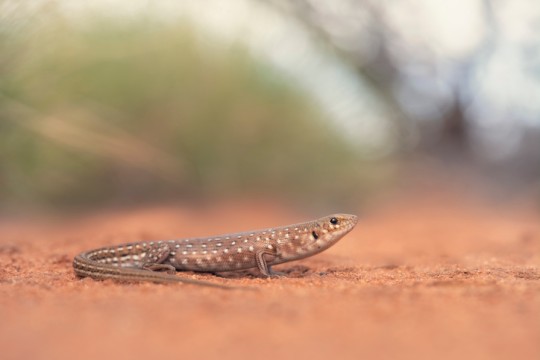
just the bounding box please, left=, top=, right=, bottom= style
left=73, top=214, right=358, bottom=289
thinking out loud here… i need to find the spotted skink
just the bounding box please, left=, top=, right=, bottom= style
left=73, top=214, right=358, bottom=288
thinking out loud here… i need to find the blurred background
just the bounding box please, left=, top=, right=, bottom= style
left=1, top=3, right=540, bottom=360
left=1, top=0, right=539, bottom=214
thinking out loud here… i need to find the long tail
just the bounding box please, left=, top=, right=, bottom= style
left=73, top=254, right=237, bottom=290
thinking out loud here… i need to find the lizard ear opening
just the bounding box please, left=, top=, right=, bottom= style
left=311, top=231, right=319, bottom=240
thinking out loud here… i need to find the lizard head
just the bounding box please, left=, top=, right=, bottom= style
left=311, top=213, right=358, bottom=247
left=280, top=213, right=358, bottom=261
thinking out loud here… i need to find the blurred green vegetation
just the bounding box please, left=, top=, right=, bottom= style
left=0, top=14, right=386, bottom=212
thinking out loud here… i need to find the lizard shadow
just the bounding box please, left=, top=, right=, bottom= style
left=212, top=265, right=314, bottom=279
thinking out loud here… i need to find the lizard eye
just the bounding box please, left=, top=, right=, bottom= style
left=330, top=217, right=338, bottom=225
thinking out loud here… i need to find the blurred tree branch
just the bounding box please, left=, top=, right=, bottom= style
left=268, top=0, right=418, bottom=151
left=267, top=0, right=510, bottom=160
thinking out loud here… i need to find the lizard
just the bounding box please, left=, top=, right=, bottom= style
left=73, top=213, right=358, bottom=288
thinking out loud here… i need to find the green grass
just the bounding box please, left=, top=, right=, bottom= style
left=0, top=12, right=387, bottom=212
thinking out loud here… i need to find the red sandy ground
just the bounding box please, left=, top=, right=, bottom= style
left=0, top=190, right=539, bottom=360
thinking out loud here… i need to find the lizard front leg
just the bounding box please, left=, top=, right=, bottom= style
left=255, top=249, right=285, bottom=277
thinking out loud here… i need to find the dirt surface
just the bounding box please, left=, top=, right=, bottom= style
left=1, top=191, right=539, bottom=360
